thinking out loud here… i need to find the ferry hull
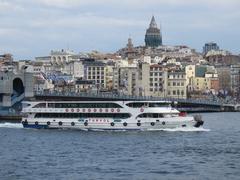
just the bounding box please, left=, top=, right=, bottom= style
left=22, top=119, right=202, bottom=130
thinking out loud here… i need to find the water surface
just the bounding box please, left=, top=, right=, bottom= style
left=0, top=113, right=240, bottom=180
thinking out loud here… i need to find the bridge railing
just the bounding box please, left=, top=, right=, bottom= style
left=34, top=91, right=223, bottom=106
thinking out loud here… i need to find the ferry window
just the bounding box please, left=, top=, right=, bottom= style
left=48, top=103, right=123, bottom=108
left=149, top=103, right=169, bottom=107
left=35, top=113, right=131, bottom=119
left=126, top=103, right=145, bottom=108
left=137, top=113, right=164, bottom=118
left=33, top=103, right=46, bottom=108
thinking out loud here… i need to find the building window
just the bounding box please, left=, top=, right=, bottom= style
left=173, top=90, right=176, bottom=95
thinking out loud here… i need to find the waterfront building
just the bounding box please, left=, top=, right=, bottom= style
left=206, top=52, right=240, bottom=66
left=105, top=64, right=115, bottom=90
left=138, top=63, right=166, bottom=97
left=203, top=42, right=220, bottom=55
left=0, top=54, right=13, bottom=65
left=62, top=61, right=84, bottom=78
left=85, top=61, right=106, bottom=89
left=205, top=72, right=219, bottom=94
left=50, top=49, right=76, bottom=65
left=145, top=16, right=162, bottom=47
left=112, top=62, right=139, bottom=96
left=186, top=65, right=219, bottom=95
left=75, top=79, right=95, bottom=93
left=34, top=75, right=54, bottom=92
left=35, top=56, right=51, bottom=63
left=216, top=67, right=231, bottom=93
left=230, top=65, right=240, bottom=97
left=167, top=71, right=187, bottom=99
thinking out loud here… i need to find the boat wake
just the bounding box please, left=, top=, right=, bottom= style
left=0, top=123, right=23, bottom=129
left=0, top=123, right=210, bottom=132
left=148, top=127, right=210, bottom=132
left=85, top=127, right=210, bottom=132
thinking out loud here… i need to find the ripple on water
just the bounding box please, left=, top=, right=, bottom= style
left=0, top=113, right=240, bottom=180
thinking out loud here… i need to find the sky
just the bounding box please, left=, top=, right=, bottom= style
left=0, top=0, right=240, bottom=60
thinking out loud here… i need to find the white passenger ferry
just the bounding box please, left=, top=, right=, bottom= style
left=21, top=101, right=204, bottom=130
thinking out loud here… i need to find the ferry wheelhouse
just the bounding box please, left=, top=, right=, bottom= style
left=21, top=101, right=204, bottom=130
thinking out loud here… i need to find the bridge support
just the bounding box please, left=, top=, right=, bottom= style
left=0, top=71, right=33, bottom=107
left=2, top=95, right=11, bottom=107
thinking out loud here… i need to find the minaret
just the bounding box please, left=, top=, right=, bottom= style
left=126, top=37, right=135, bottom=63
left=127, top=37, right=134, bottom=51
left=145, top=16, right=162, bottom=47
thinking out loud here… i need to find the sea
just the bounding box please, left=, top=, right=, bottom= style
left=0, top=112, right=240, bottom=180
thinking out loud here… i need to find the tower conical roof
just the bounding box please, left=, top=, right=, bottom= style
left=145, top=16, right=162, bottom=47
left=149, top=16, right=157, bottom=28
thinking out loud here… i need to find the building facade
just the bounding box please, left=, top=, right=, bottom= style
left=230, top=65, right=240, bottom=97
left=167, top=71, right=187, bottom=99
left=203, top=42, right=220, bottom=55
left=85, top=61, right=106, bottom=89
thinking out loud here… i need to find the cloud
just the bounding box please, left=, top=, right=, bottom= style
left=0, top=0, right=239, bottom=59
left=34, top=0, right=240, bottom=9
left=0, top=0, right=24, bottom=13
left=29, top=15, right=146, bottom=29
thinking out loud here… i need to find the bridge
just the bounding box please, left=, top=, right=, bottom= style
left=0, top=71, right=33, bottom=107
left=33, top=91, right=240, bottom=112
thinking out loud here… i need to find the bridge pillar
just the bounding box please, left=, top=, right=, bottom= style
left=234, top=105, right=240, bottom=112
left=2, top=94, right=11, bottom=107
left=24, top=72, right=34, bottom=97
